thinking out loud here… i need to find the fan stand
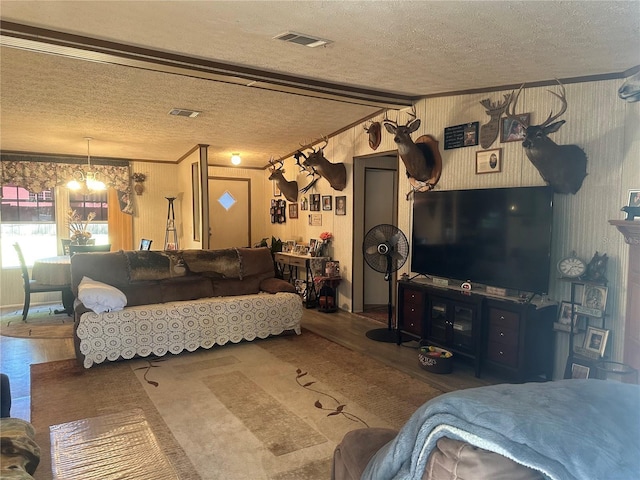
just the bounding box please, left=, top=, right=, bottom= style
left=365, top=254, right=411, bottom=344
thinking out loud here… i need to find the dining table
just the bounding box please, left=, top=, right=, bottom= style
left=32, top=255, right=74, bottom=315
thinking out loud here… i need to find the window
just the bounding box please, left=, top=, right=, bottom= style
left=1, top=185, right=57, bottom=266
left=69, top=191, right=109, bottom=245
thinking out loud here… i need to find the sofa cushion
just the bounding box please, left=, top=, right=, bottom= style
left=211, top=276, right=260, bottom=296
left=423, top=437, right=544, bottom=480
left=125, top=251, right=187, bottom=281
left=237, top=247, right=274, bottom=278
left=77, top=276, right=127, bottom=314
left=121, top=283, right=163, bottom=307
left=182, top=249, right=242, bottom=279
left=160, top=277, right=214, bottom=303
left=260, top=277, right=297, bottom=294
left=71, top=251, right=130, bottom=294
left=332, top=428, right=397, bottom=480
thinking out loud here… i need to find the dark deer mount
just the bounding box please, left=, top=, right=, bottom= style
left=383, top=107, right=442, bottom=199
left=297, top=138, right=347, bottom=192
left=268, top=158, right=298, bottom=202
left=363, top=121, right=382, bottom=150
left=505, top=80, right=588, bottom=195
left=479, top=94, right=511, bottom=148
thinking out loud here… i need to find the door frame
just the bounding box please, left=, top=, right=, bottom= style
left=352, top=151, right=399, bottom=313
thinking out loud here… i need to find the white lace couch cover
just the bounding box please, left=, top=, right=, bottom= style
left=76, top=292, right=303, bottom=368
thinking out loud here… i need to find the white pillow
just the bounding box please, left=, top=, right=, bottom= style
left=78, top=276, right=127, bottom=314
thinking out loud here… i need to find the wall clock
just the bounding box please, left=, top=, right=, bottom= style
left=557, top=251, right=587, bottom=279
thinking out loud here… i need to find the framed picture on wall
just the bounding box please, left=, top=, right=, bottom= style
left=308, top=213, right=322, bottom=226
left=289, top=203, right=298, bottom=219
left=628, top=189, right=640, bottom=207
left=476, top=148, right=502, bottom=174
left=310, top=194, right=321, bottom=211
left=273, top=181, right=281, bottom=197
left=501, top=114, right=529, bottom=143
left=335, top=196, right=346, bottom=215
left=322, top=195, right=332, bottom=211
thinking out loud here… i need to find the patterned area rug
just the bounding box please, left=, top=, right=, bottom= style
left=31, top=330, right=444, bottom=480
left=0, top=305, right=73, bottom=339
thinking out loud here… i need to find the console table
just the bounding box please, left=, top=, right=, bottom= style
left=398, top=280, right=557, bottom=381
left=274, top=252, right=328, bottom=308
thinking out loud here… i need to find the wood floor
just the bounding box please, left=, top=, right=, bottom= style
left=0, top=304, right=499, bottom=423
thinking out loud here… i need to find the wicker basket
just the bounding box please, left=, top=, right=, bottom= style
left=418, top=345, right=453, bottom=374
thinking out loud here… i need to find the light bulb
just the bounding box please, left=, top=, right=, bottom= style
left=231, top=153, right=241, bottom=165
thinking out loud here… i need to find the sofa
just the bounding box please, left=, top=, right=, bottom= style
left=70, top=247, right=302, bottom=368
left=332, top=379, right=640, bottom=480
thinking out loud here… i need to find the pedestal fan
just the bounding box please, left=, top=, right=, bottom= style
left=362, top=224, right=410, bottom=343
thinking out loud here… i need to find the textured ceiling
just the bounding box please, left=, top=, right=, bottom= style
left=1, top=1, right=639, bottom=168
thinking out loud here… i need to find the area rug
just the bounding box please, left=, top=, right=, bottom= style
left=0, top=305, right=73, bottom=339
left=31, top=330, right=444, bottom=480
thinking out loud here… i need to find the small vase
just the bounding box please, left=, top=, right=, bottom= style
left=134, top=182, right=145, bottom=195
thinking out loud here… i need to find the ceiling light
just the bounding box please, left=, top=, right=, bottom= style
left=231, top=153, right=242, bottom=165
left=67, top=138, right=106, bottom=193
left=168, top=108, right=201, bottom=118
left=273, top=32, right=332, bottom=48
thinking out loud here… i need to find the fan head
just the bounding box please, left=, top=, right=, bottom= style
left=362, top=224, right=409, bottom=274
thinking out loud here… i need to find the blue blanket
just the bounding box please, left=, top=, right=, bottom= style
left=363, top=379, right=640, bottom=480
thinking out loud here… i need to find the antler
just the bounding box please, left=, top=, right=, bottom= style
left=540, top=79, right=567, bottom=127
left=480, top=94, right=512, bottom=114
left=382, top=111, right=398, bottom=128
left=268, top=157, right=284, bottom=172
left=505, top=84, right=529, bottom=128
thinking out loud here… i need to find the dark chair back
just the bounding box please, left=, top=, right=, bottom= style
left=69, top=244, right=112, bottom=255
left=12, top=243, right=31, bottom=291
left=61, top=238, right=72, bottom=255
left=139, top=239, right=153, bottom=250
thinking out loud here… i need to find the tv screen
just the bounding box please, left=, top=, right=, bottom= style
left=411, top=186, right=554, bottom=294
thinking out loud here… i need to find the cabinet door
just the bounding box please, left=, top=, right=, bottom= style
left=429, top=300, right=449, bottom=344
left=452, top=305, right=474, bottom=352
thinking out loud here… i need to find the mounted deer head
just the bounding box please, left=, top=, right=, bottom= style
left=268, top=158, right=298, bottom=202
left=298, top=138, right=347, bottom=191
left=383, top=106, right=437, bottom=192
left=505, top=80, right=588, bottom=194
left=363, top=121, right=382, bottom=150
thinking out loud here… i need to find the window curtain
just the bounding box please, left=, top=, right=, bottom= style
left=1, top=157, right=134, bottom=214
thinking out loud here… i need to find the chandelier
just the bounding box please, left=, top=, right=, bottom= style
left=67, top=137, right=106, bottom=193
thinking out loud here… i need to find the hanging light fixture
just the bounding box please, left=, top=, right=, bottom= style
left=67, top=137, right=106, bottom=192
left=231, top=153, right=242, bottom=165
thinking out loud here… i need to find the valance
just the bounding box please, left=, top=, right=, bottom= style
left=1, top=157, right=133, bottom=214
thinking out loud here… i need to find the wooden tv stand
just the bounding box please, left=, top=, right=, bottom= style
left=398, top=279, right=557, bottom=381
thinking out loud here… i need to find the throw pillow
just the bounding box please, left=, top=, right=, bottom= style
left=260, top=277, right=297, bottom=294
left=78, top=276, right=127, bottom=314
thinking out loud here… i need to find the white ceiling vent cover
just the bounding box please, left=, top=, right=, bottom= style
left=274, top=32, right=332, bottom=48
left=168, top=108, right=201, bottom=118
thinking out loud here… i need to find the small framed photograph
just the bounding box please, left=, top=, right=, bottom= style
left=322, top=195, right=332, bottom=211
left=558, top=301, right=579, bottom=326
left=336, top=196, right=346, bottom=215
left=583, top=326, right=609, bottom=357
left=476, top=148, right=502, bottom=174
left=500, top=114, right=530, bottom=143
left=289, top=203, right=298, bottom=219
left=309, top=213, right=322, bottom=226
left=273, top=181, right=281, bottom=197
left=571, top=363, right=590, bottom=379
left=628, top=189, right=640, bottom=207
left=582, top=284, right=608, bottom=314
left=309, top=239, right=317, bottom=253
left=285, top=240, right=296, bottom=253
left=310, top=194, right=321, bottom=211
left=300, top=196, right=308, bottom=211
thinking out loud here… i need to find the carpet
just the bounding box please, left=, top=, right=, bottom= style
left=0, top=305, right=73, bottom=339
left=31, top=330, right=444, bottom=480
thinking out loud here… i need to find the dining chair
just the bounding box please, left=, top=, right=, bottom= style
left=139, top=239, right=152, bottom=250
left=68, top=244, right=112, bottom=255
left=61, top=238, right=72, bottom=255
left=13, top=243, right=68, bottom=322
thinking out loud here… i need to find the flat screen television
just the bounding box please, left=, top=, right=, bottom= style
left=411, top=186, right=554, bottom=294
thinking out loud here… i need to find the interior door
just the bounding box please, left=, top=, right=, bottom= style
left=364, top=168, right=397, bottom=306
left=208, top=177, right=250, bottom=249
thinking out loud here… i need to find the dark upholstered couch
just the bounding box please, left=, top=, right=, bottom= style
left=70, top=247, right=302, bottom=368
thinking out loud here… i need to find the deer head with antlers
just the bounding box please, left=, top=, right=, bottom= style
left=383, top=106, right=438, bottom=196
left=297, top=138, right=347, bottom=192
left=268, top=158, right=299, bottom=202
left=505, top=80, right=588, bottom=195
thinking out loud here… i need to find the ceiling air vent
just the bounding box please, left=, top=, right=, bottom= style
left=273, top=32, right=332, bottom=48
left=168, top=108, right=201, bottom=118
